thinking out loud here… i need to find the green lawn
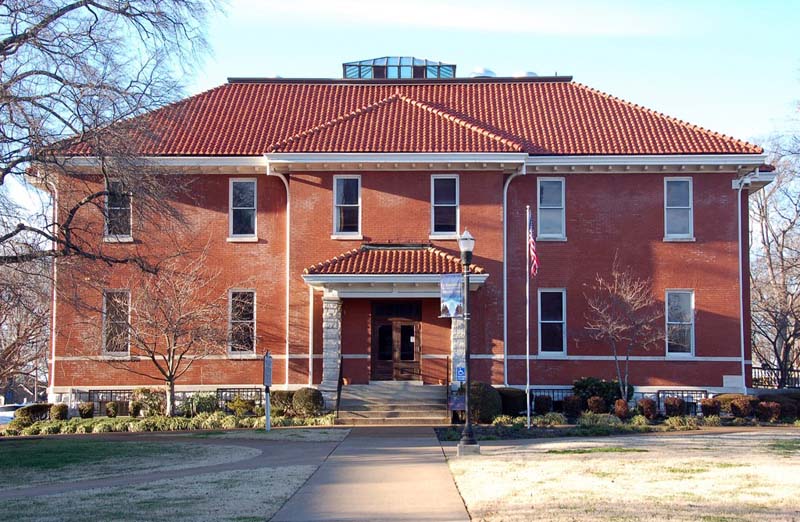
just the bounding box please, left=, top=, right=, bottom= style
left=0, top=438, right=259, bottom=489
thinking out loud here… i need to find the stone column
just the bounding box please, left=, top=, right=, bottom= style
left=319, top=291, right=342, bottom=409
left=450, top=317, right=466, bottom=382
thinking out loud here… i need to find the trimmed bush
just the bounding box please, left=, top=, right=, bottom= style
left=701, top=415, right=721, bottom=427
left=15, top=403, right=52, bottom=425
left=577, top=412, right=622, bottom=427
left=129, top=400, right=142, bottom=418
left=132, top=388, right=165, bottom=417
left=780, top=401, right=797, bottom=420
left=730, top=397, right=753, bottom=418
left=497, top=387, right=528, bottom=416
left=563, top=395, right=582, bottom=420
left=78, top=402, right=94, bottom=419
left=664, top=397, right=686, bottom=417
left=629, top=414, right=649, bottom=427
left=542, top=412, right=567, bottom=425
left=637, top=398, right=657, bottom=420
left=587, top=396, right=607, bottom=414
left=664, top=416, right=698, bottom=431
left=226, top=395, right=255, bottom=417
left=700, top=398, right=721, bottom=417
left=573, top=377, right=633, bottom=406
left=533, top=395, right=553, bottom=416
left=105, top=401, right=119, bottom=418
left=293, top=387, right=325, bottom=417
left=50, top=403, right=68, bottom=421
left=715, top=394, right=758, bottom=414
left=468, top=382, right=502, bottom=424
left=191, top=392, right=220, bottom=415
left=613, top=399, right=630, bottom=420
left=756, top=401, right=781, bottom=423
left=270, top=390, right=295, bottom=416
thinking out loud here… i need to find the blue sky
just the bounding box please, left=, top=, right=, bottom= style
left=191, top=0, right=800, bottom=143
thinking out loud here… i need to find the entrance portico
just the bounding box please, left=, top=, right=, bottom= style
left=302, top=244, right=487, bottom=406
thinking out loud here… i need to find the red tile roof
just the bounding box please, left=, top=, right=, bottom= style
left=69, top=77, right=762, bottom=156
left=304, top=245, right=485, bottom=275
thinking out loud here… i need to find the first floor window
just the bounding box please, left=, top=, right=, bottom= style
left=666, top=290, right=694, bottom=355
left=105, top=180, right=131, bottom=237
left=431, top=175, right=458, bottom=235
left=103, top=290, right=130, bottom=354
left=539, top=289, right=566, bottom=354
left=333, top=176, right=360, bottom=235
left=230, top=179, right=257, bottom=237
left=229, top=290, right=255, bottom=353
left=665, top=178, right=693, bottom=239
left=537, top=178, right=565, bottom=239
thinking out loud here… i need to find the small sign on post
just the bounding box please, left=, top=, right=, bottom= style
left=263, top=352, right=273, bottom=432
left=455, top=366, right=466, bottom=383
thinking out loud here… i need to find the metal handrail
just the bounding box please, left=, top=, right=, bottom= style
left=752, top=366, right=800, bottom=389
left=334, top=355, right=344, bottom=418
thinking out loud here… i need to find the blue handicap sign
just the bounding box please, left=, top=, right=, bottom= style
left=455, top=366, right=466, bottom=382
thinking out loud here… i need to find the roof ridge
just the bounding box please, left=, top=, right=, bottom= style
left=268, top=93, right=401, bottom=152
left=398, top=94, right=525, bottom=152
left=569, top=82, right=763, bottom=154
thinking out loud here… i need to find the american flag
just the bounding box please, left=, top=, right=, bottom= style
left=528, top=211, right=539, bottom=277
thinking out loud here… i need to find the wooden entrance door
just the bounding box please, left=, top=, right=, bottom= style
left=371, top=320, right=421, bottom=381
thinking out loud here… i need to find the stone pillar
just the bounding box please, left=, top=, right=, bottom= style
left=450, top=317, right=466, bottom=382
left=319, top=291, right=342, bottom=409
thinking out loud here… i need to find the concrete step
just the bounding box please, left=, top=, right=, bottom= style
left=340, top=384, right=446, bottom=401
left=338, top=402, right=446, bottom=412
left=334, top=416, right=451, bottom=426
left=338, top=409, right=448, bottom=420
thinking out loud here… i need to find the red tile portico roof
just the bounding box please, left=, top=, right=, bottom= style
left=303, top=245, right=486, bottom=276
left=68, top=77, right=763, bottom=156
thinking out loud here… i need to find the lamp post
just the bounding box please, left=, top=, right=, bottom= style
left=458, top=229, right=479, bottom=455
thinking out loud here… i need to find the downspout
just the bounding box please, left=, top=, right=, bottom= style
left=502, top=162, right=528, bottom=386
left=737, top=169, right=755, bottom=393
left=265, top=157, right=291, bottom=388
left=48, top=177, right=58, bottom=402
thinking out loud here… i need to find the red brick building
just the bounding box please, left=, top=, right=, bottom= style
left=48, top=59, right=774, bottom=408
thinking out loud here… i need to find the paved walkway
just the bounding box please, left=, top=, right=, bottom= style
left=271, top=427, right=470, bottom=522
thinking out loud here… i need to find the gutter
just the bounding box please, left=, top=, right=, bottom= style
left=502, top=163, right=528, bottom=386
left=736, top=169, right=755, bottom=393
left=265, top=156, right=291, bottom=388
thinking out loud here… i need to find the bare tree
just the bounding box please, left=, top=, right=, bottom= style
left=95, top=253, right=229, bottom=416
left=750, top=151, right=800, bottom=387
left=0, top=0, right=222, bottom=268
left=0, top=262, right=50, bottom=397
left=584, top=258, right=663, bottom=400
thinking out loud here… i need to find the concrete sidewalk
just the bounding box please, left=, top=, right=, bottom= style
left=271, top=427, right=470, bottom=522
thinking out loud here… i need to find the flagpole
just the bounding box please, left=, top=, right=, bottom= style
left=525, top=205, right=531, bottom=429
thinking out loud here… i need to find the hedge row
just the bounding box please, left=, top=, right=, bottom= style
left=2, top=411, right=336, bottom=437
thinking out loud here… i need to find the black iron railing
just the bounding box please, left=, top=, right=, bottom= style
left=656, top=389, right=708, bottom=415
left=85, top=390, right=132, bottom=416
left=752, top=367, right=800, bottom=389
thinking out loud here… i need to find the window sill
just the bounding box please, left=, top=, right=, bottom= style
left=103, top=236, right=134, bottom=243
left=228, top=353, right=259, bottom=360
left=227, top=236, right=258, bottom=243
left=663, top=237, right=696, bottom=242
left=665, top=353, right=695, bottom=359
left=331, top=234, right=363, bottom=240
left=538, top=352, right=567, bottom=359
left=537, top=237, right=567, bottom=242
left=101, top=353, right=131, bottom=360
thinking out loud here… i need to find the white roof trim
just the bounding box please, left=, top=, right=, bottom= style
left=525, top=153, right=767, bottom=167
left=265, top=152, right=528, bottom=164
left=303, top=274, right=488, bottom=284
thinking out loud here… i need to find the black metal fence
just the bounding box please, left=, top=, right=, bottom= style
left=216, top=388, right=263, bottom=412
left=752, top=367, right=800, bottom=389
left=83, top=390, right=133, bottom=416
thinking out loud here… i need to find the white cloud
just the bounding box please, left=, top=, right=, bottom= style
left=228, top=0, right=678, bottom=36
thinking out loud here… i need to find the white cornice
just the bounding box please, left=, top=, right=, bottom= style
left=265, top=153, right=528, bottom=164
left=302, top=274, right=489, bottom=284
left=525, top=154, right=767, bottom=167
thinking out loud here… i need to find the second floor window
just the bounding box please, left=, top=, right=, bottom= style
left=105, top=180, right=131, bottom=238
left=665, top=178, right=693, bottom=239
left=103, top=290, right=130, bottom=354
left=229, top=290, right=256, bottom=353
left=431, top=175, right=459, bottom=236
left=537, top=178, right=565, bottom=240
left=333, top=176, right=361, bottom=236
left=230, top=179, right=257, bottom=238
